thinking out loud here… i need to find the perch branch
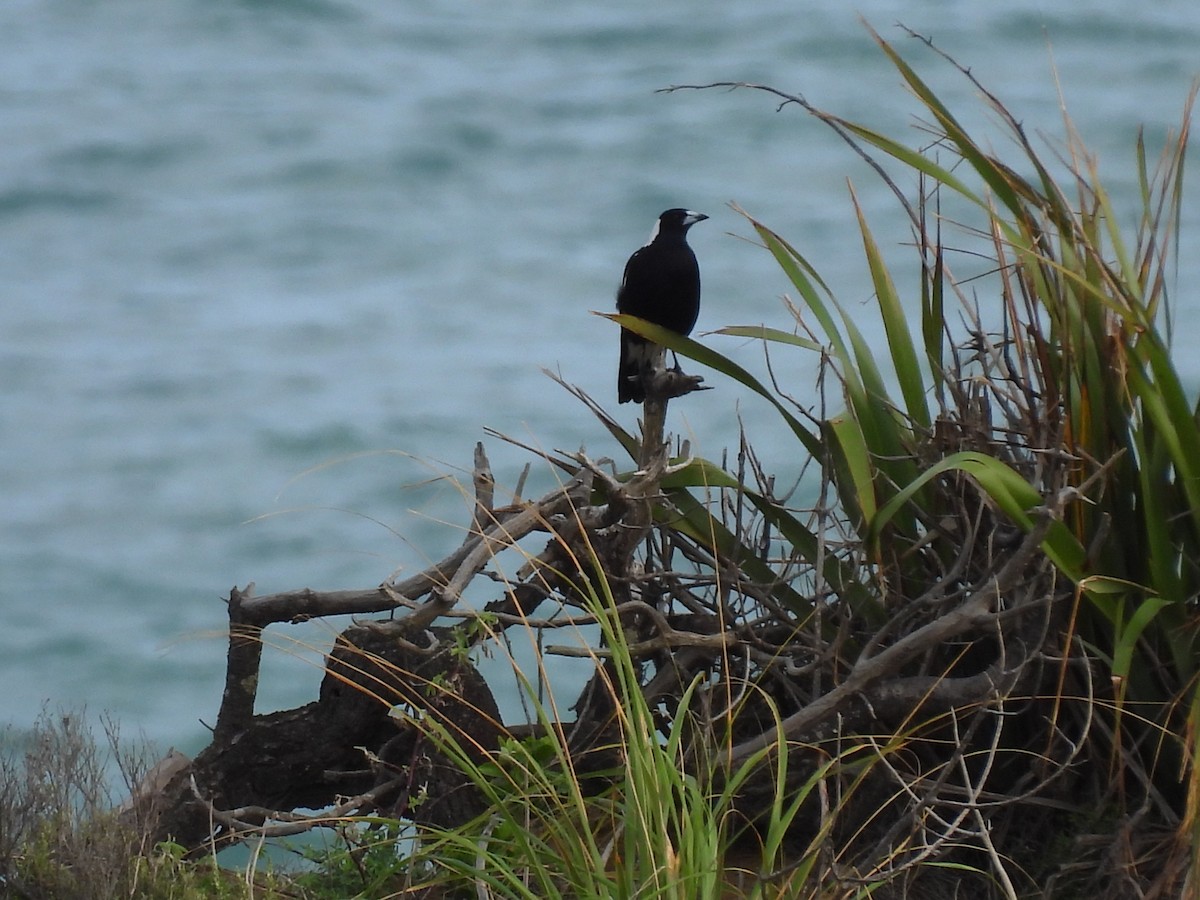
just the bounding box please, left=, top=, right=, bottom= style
left=232, top=474, right=585, bottom=629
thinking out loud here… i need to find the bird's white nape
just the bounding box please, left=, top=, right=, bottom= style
left=645, top=217, right=660, bottom=245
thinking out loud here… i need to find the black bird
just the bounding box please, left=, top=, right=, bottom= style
left=616, top=208, right=708, bottom=404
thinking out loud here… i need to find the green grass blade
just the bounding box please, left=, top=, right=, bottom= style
left=850, top=184, right=929, bottom=430
left=712, top=324, right=823, bottom=352
left=1081, top=576, right=1170, bottom=684
left=867, top=450, right=1087, bottom=578
left=826, top=413, right=877, bottom=525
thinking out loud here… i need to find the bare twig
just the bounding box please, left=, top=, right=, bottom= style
left=187, top=773, right=408, bottom=840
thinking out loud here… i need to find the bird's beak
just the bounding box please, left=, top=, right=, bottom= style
left=685, top=211, right=709, bottom=226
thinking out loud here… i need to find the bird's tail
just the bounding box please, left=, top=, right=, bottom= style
left=618, top=332, right=661, bottom=404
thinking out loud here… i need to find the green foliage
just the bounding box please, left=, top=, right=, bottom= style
left=290, top=820, right=412, bottom=898
left=641, top=24, right=1199, bottom=895
left=0, top=711, right=292, bottom=899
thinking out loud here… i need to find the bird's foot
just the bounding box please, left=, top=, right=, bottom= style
left=645, top=368, right=709, bottom=402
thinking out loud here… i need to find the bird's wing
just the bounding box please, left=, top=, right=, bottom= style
left=616, top=246, right=649, bottom=306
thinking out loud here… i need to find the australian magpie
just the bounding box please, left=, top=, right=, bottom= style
left=616, top=208, right=708, bottom=404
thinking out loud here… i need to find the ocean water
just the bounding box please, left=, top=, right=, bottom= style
left=3, top=0, right=1199, bottom=756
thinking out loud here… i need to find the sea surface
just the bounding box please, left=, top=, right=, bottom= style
left=3, top=0, right=1199, bottom=759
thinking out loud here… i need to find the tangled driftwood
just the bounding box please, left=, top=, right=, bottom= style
left=129, top=358, right=1100, bottom=898
left=135, top=374, right=716, bottom=849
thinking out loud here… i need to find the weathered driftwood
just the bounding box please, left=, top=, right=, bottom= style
left=139, top=442, right=593, bottom=849
left=139, top=380, right=690, bottom=852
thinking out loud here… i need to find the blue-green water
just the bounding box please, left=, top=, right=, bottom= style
left=3, top=0, right=1198, bottom=754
